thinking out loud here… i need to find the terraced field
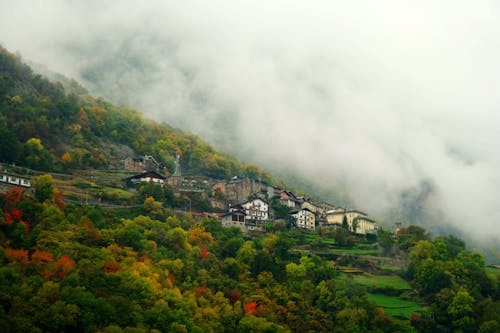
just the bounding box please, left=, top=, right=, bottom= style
left=352, top=273, right=412, bottom=290
left=366, top=293, right=423, bottom=318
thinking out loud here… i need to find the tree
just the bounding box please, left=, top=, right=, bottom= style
left=342, top=215, right=349, bottom=231
left=31, top=174, right=56, bottom=203
left=448, top=290, right=476, bottom=332
left=351, top=218, right=359, bottom=233
left=376, top=228, right=395, bottom=255
left=23, top=137, right=53, bottom=170
left=61, top=152, right=72, bottom=168
left=0, top=115, right=21, bottom=162
left=396, top=225, right=429, bottom=250
left=78, top=108, right=91, bottom=133
left=143, top=196, right=164, bottom=220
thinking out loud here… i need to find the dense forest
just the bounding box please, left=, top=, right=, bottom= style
left=0, top=46, right=499, bottom=332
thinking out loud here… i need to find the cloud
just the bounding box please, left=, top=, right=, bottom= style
left=1, top=0, right=499, bottom=241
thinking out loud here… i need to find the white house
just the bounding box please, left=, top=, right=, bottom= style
left=290, top=207, right=315, bottom=230
left=0, top=173, right=31, bottom=188
left=126, top=171, right=166, bottom=186
left=232, top=198, right=269, bottom=221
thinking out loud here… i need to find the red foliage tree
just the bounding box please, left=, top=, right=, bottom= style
left=6, top=248, right=29, bottom=264
left=194, top=285, right=208, bottom=297
left=104, top=262, right=121, bottom=274
left=244, top=301, right=258, bottom=315
left=54, top=255, right=75, bottom=279
left=200, top=245, right=210, bottom=259
left=31, top=249, right=54, bottom=264
left=40, top=268, right=53, bottom=279
left=11, top=208, right=23, bottom=221
left=54, top=191, right=66, bottom=210
left=77, top=221, right=93, bottom=229
left=4, top=187, right=25, bottom=209
left=4, top=211, right=13, bottom=225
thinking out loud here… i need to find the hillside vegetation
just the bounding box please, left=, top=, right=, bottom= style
left=0, top=46, right=272, bottom=183
left=1, top=47, right=499, bottom=333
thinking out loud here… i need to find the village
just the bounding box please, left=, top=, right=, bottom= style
left=0, top=150, right=377, bottom=237
left=122, top=151, right=378, bottom=236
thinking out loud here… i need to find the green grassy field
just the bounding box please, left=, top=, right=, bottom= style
left=379, top=263, right=404, bottom=272
left=353, top=273, right=412, bottom=290
left=55, top=177, right=135, bottom=204
left=330, top=248, right=381, bottom=255
left=366, top=293, right=422, bottom=318
left=486, top=267, right=500, bottom=278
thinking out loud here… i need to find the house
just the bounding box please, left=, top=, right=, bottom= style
left=279, top=190, right=298, bottom=208
left=353, top=216, right=377, bottom=235
left=232, top=198, right=269, bottom=221
left=324, top=209, right=345, bottom=228
left=301, top=201, right=320, bottom=214
left=220, top=209, right=264, bottom=233
left=290, top=207, right=315, bottom=230
left=325, top=209, right=377, bottom=235
left=126, top=171, right=166, bottom=186
left=220, top=209, right=246, bottom=231
left=0, top=172, right=31, bottom=188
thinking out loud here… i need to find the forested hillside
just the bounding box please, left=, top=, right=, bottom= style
left=1, top=46, right=499, bottom=333
left=0, top=46, right=272, bottom=182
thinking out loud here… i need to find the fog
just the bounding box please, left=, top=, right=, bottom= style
left=1, top=1, right=499, bottom=242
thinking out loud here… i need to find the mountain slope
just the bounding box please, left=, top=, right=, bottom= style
left=0, top=46, right=273, bottom=183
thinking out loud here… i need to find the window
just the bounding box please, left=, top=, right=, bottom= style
left=232, top=215, right=238, bottom=222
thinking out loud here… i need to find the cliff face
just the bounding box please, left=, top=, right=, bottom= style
left=212, top=178, right=278, bottom=206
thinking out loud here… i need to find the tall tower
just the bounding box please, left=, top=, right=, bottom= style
left=173, top=149, right=182, bottom=177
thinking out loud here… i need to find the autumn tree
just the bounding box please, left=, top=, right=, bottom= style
left=23, top=137, right=53, bottom=170
left=31, top=174, right=56, bottom=203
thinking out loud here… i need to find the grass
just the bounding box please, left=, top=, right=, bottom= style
left=366, top=293, right=422, bottom=318
left=338, top=267, right=364, bottom=274
left=54, top=177, right=136, bottom=204
left=352, top=273, right=412, bottom=290
left=330, top=248, right=381, bottom=255
left=379, top=263, right=404, bottom=272
left=486, top=267, right=500, bottom=278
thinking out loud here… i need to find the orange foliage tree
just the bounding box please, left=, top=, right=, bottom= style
left=4, top=187, right=25, bottom=210
left=188, top=227, right=214, bottom=246
left=244, top=301, right=258, bottom=315
left=54, top=255, right=75, bottom=279
left=6, top=248, right=29, bottom=264
left=31, top=249, right=54, bottom=264
left=54, top=191, right=67, bottom=210
left=104, top=262, right=121, bottom=274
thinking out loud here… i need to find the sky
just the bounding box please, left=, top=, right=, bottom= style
left=1, top=0, right=499, bottom=242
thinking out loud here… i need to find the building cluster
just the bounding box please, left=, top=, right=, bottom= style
left=124, top=152, right=183, bottom=189
left=219, top=181, right=377, bottom=235
left=124, top=155, right=164, bottom=174
left=123, top=153, right=377, bottom=236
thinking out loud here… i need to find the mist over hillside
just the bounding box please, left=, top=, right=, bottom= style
left=1, top=1, right=499, bottom=247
